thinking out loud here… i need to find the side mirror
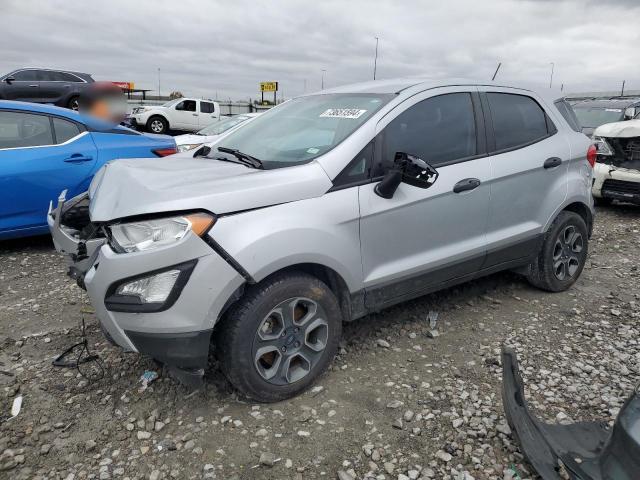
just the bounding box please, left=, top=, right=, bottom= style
left=624, top=107, right=636, bottom=120
left=4, top=77, right=15, bottom=85
left=374, top=152, right=439, bottom=199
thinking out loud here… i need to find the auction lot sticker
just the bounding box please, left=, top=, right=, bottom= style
left=320, top=108, right=367, bottom=119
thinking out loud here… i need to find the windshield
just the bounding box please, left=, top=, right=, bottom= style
left=573, top=106, right=624, bottom=129
left=214, top=93, right=393, bottom=169
left=161, top=98, right=182, bottom=108
left=198, top=115, right=251, bottom=136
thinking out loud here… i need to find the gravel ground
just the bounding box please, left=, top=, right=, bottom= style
left=0, top=204, right=639, bottom=480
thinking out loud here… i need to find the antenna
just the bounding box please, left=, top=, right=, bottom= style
left=491, top=63, right=501, bottom=81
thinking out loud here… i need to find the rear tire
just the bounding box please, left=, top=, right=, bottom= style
left=146, top=116, right=168, bottom=134
left=526, top=211, right=588, bottom=292
left=216, top=272, right=342, bottom=402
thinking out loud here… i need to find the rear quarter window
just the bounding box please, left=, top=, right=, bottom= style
left=554, top=99, right=581, bottom=132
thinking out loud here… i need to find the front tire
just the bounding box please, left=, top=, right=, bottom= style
left=216, top=272, right=342, bottom=402
left=67, top=96, right=80, bottom=111
left=146, top=116, right=168, bottom=134
left=526, top=211, right=588, bottom=292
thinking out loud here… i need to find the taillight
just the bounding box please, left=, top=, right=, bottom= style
left=153, top=147, right=177, bottom=157
left=586, top=144, right=597, bottom=168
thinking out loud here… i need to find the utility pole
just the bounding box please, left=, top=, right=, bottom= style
left=157, top=68, right=161, bottom=99
left=621, top=80, right=626, bottom=96
left=321, top=69, right=326, bottom=90
left=549, top=62, right=554, bottom=89
left=491, top=62, right=501, bottom=81
left=373, top=36, right=379, bottom=80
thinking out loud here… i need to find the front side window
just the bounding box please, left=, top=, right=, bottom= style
left=53, top=117, right=81, bottom=143
left=198, top=115, right=249, bottom=136
left=200, top=102, right=215, bottom=113
left=0, top=111, right=53, bottom=149
left=176, top=100, right=196, bottom=112
left=382, top=92, right=476, bottom=168
left=12, top=70, right=39, bottom=81
left=487, top=93, right=551, bottom=151
left=214, top=93, right=393, bottom=169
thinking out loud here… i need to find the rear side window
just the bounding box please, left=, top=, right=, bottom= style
left=201, top=102, right=215, bottom=113
left=0, top=111, right=54, bottom=148
left=487, top=93, right=553, bottom=151
left=382, top=92, right=477, bottom=168
left=53, top=117, right=82, bottom=143
left=554, top=99, right=581, bottom=132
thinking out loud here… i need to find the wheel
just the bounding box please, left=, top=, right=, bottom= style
left=67, top=96, right=80, bottom=111
left=593, top=196, right=612, bottom=207
left=526, top=211, right=588, bottom=292
left=146, top=116, right=168, bottom=134
left=216, top=272, right=342, bottom=402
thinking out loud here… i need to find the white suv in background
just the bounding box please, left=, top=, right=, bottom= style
left=175, top=112, right=262, bottom=152
left=130, top=98, right=220, bottom=134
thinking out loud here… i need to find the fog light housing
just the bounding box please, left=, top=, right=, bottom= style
left=105, top=260, right=197, bottom=313
left=117, top=269, right=180, bottom=303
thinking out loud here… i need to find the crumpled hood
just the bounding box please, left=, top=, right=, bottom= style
left=594, top=119, right=640, bottom=138
left=88, top=156, right=332, bottom=222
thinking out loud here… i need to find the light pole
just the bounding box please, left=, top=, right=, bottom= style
left=549, top=62, right=554, bottom=89
left=321, top=69, right=326, bottom=90
left=373, top=36, right=379, bottom=80
left=157, top=68, right=161, bottom=98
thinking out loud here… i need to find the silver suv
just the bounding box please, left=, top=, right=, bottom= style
left=49, top=79, right=595, bottom=402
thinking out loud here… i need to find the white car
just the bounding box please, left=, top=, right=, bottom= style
left=130, top=98, right=220, bottom=134
left=592, top=118, right=640, bottom=205
left=175, top=113, right=262, bottom=152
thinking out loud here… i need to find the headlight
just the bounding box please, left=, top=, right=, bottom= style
left=108, top=212, right=215, bottom=253
left=593, top=136, right=613, bottom=156
left=177, top=143, right=203, bottom=153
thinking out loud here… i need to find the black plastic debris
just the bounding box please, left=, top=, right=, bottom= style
left=501, top=346, right=640, bottom=480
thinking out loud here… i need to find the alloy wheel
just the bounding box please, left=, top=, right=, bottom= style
left=150, top=120, right=164, bottom=133
left=552, top=225, right=583, bottom=281
left=252, top=297, right=329, bottom=385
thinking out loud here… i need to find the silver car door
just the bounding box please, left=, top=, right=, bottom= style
left=358, top=87, right=491, bottom=309
left=477, top=87, right=571, bottom=268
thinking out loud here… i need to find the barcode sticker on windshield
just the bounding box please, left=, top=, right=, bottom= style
left=320, top=108, right=367, bottom=119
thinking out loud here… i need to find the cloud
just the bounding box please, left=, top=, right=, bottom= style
left=1, top=0, right=639, bottom=99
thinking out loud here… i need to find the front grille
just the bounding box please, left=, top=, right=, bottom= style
left=602, top=179, right=640, bottom=196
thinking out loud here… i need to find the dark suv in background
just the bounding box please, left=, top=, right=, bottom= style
left=0, top=68, right=95, bottom=110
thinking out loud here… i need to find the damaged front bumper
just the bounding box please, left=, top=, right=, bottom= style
left=48, top=190, right=106, bottom=286
left=48, top=191, right=246, bottom=388
left=501, top=346, right=640, bottom=480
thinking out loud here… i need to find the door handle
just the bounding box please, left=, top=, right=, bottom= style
left=29, top=84, right=38, bottom=88
left=64, top=154, right=93, bottom=163
left=543, top=157, right=562, bottom=169
left=192, top=113, right=199, bottom=116
left=453, top=178, right=481, bottom=193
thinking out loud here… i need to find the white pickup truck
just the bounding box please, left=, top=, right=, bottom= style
left=130, top=98, right=221, bottom=134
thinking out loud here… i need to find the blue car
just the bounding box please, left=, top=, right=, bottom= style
left=0, top=101, right=176, bottom=240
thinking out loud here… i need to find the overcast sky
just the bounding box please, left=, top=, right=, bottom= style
left=1, top=0, right=639, bottom=100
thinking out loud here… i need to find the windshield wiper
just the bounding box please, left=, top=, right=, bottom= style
left=217, top=147, right=264, bottom=169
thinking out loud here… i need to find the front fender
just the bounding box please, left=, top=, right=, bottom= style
left=211, top=189, right=363, bottom=293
